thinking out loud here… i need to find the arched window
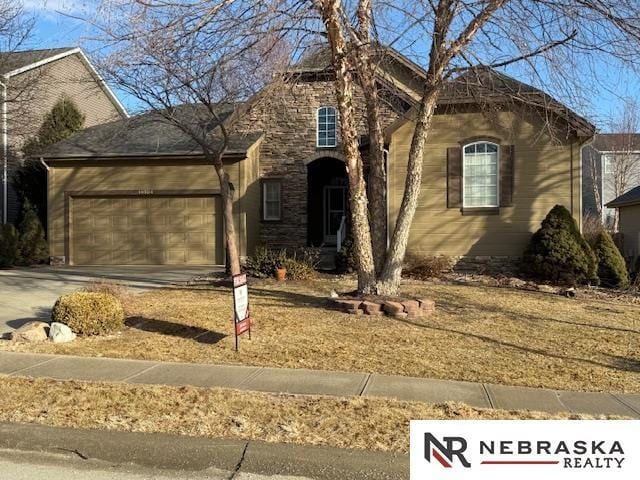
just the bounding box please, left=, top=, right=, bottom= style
left=317, top=106, right=337, bottom=147
left=463, top=141, right=499, bottom=207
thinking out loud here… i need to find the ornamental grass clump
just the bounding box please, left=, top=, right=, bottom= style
left=51, top=292, right=125, bottom=335
left=523, top=205, right=597, bottom=285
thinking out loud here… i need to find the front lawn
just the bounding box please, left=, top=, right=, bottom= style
left=4, top=277, right=640, bottom=393
left=0, top=376, right=601, bottom=453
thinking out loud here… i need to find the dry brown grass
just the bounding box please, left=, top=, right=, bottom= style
left=4, top=276, right=640, bottom=393
left=0, top=376, right=600, bottom=453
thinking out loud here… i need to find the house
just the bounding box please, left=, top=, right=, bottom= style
left=581, top=134, right=640, bottom=228
left=606, top=186, right=640, bottom=261
left=0, top=47, right=128, bottom=224
left=39, top=47, right=594, bottom=269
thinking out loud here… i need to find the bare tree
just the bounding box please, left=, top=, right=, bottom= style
left=89, top=1, right=288, bottom=274
left=604, top=99, right=640, bottom=230
left=1, top=0, right=36, bottom=224
left=307, top=0, right=640, bottom=295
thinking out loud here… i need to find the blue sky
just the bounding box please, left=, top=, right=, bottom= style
left=22, top=1, right=640, bottom=131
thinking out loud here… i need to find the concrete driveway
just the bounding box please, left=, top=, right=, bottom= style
left=0, top=266, right=219, bottom=334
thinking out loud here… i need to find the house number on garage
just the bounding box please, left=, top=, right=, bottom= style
left=232, top=273, right=251, bottom=351
left=137, top=189, right=154, bottom=195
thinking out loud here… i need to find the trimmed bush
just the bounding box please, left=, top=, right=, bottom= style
left=0, top=224, right=20, bottom=268
left=18, top=200, right=48, bottom=265
left=244, top=246, right=319, bottom=280
left=403, top=253, right=453, bottom=279
left=592, top=231, right=629, bottom=288
left=523, top=205, right=597, bottom=285
left=51, top=292, right=125, bottom=335
left=244, top=246, right=286, bottom=278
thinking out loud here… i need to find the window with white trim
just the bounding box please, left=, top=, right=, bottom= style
left=463, top=142, right=499, bottom=207
left=262, top=181, right=281, bottom=221
left=317, top=106, right=337, bottom=147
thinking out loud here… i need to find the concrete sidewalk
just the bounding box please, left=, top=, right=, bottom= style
left=1, top=351, right=639, bottom=418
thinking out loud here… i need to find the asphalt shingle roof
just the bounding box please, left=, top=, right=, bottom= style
left=40, top=104, right=262, bottom=159
left=0, top=47, right=76, bottom=75
left=606, top=185, right=640, bottom=208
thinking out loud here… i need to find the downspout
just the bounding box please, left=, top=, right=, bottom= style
left=383, top=148, right=390, bottom=248
left=1, top=78, right=7, bottom=224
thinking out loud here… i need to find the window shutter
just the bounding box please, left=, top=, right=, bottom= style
left=447, top=147, right=462, bottom=208
left=500, top=145, right=514, bottom=207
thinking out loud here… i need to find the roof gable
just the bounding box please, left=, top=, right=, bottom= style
left=0, top=47, right=76, bottom=76
left=606, top=185, right=640, bottom=208
left=0, top=47, right=128, bottom=118
left=291, top=46, right=593, bottom=139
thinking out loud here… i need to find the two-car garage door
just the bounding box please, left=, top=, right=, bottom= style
left=71, top=195, right=222, bottom=265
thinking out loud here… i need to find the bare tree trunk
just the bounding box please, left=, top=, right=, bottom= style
left=319, top=0, right=377, bottom=293
left=211, top=155, right=241, bottom=275
left=376, top=86, right=440, bottom=295
left=353, top=0, right=387, bottom=275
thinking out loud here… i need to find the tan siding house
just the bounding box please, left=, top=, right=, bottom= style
left=606, top=186, right=640, bottom=262
left=1, top=47, right=126, bottom=224
left=40, top=47, right=594, bottom=268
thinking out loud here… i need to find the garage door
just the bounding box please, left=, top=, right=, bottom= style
left=71, top=195, right=222, bottom=265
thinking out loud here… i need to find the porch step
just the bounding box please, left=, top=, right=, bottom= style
left=317, top=247, right=337, bottom=271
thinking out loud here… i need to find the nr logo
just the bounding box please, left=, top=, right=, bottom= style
left=424, top=433, right=471, bottom=468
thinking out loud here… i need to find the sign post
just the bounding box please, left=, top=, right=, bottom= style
left=232, top=273, right=251, bottom=351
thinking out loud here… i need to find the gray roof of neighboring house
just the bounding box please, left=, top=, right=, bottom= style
left=40, top=103, right=262, bottom=159
left=606, top=185, right=640, bottom=208
left=592, top=133, right=640, bottom=152
left=0, top=47, right=76, bottom=75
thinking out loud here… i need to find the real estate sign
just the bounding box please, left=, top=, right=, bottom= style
left=232, top=273, right=251, bottom=350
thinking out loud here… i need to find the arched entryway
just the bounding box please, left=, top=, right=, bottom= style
left=307, top=157, right=349, bottom=246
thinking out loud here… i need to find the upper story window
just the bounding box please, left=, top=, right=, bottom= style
left=603, top=154, right=612, bottom=175
left=317, top=106, right=337, bottom=147
left=463, top=141, right=499, bottom=208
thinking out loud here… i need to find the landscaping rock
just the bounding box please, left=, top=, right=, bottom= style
left=10, top=321, right=49, bottom=343
left=393, top=312, right=409, bottom=320
left=329, top=289, right=339, bottom=298
left=331, top=298, right=362, bottom=311
left=562, top=287, right=577, bottom=298
left=383, top=301, right=404, bottom=315
left=418, top=298, right=436, bottom=312
left=361, top=301, right=382, bottom=315
left=48, top=322, right=77, bottom=343
left=346, top=308, right=363, bottom=315
left=402, top=300, right=420, bottom=313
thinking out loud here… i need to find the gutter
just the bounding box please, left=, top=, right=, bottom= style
left=1, top=78, right=6, bottom=224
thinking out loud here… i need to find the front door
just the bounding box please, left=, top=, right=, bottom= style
left=323, top=186, right=347, bottom=244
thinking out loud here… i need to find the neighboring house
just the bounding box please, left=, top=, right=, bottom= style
left=606, top=186, right=640, bottom=262
left=0, top=47, right=127, bottom=224
left=40, top=46, right=593, bottom=269
left=581, top=134, right=640, bottom=228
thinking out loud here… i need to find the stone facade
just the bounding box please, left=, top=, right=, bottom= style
left=234, top=74, right=403, bottom=249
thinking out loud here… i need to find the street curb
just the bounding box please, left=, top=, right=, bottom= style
left=0, top=422, right=408, bottom=479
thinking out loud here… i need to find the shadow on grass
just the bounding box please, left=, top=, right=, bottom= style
left=391, top=314, right=640, bottom=374
left=126, top=316, right=227, bottom=344
left=420, top=284, right=640, bottom=335
left=204, top=283, right=329, bottom=309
